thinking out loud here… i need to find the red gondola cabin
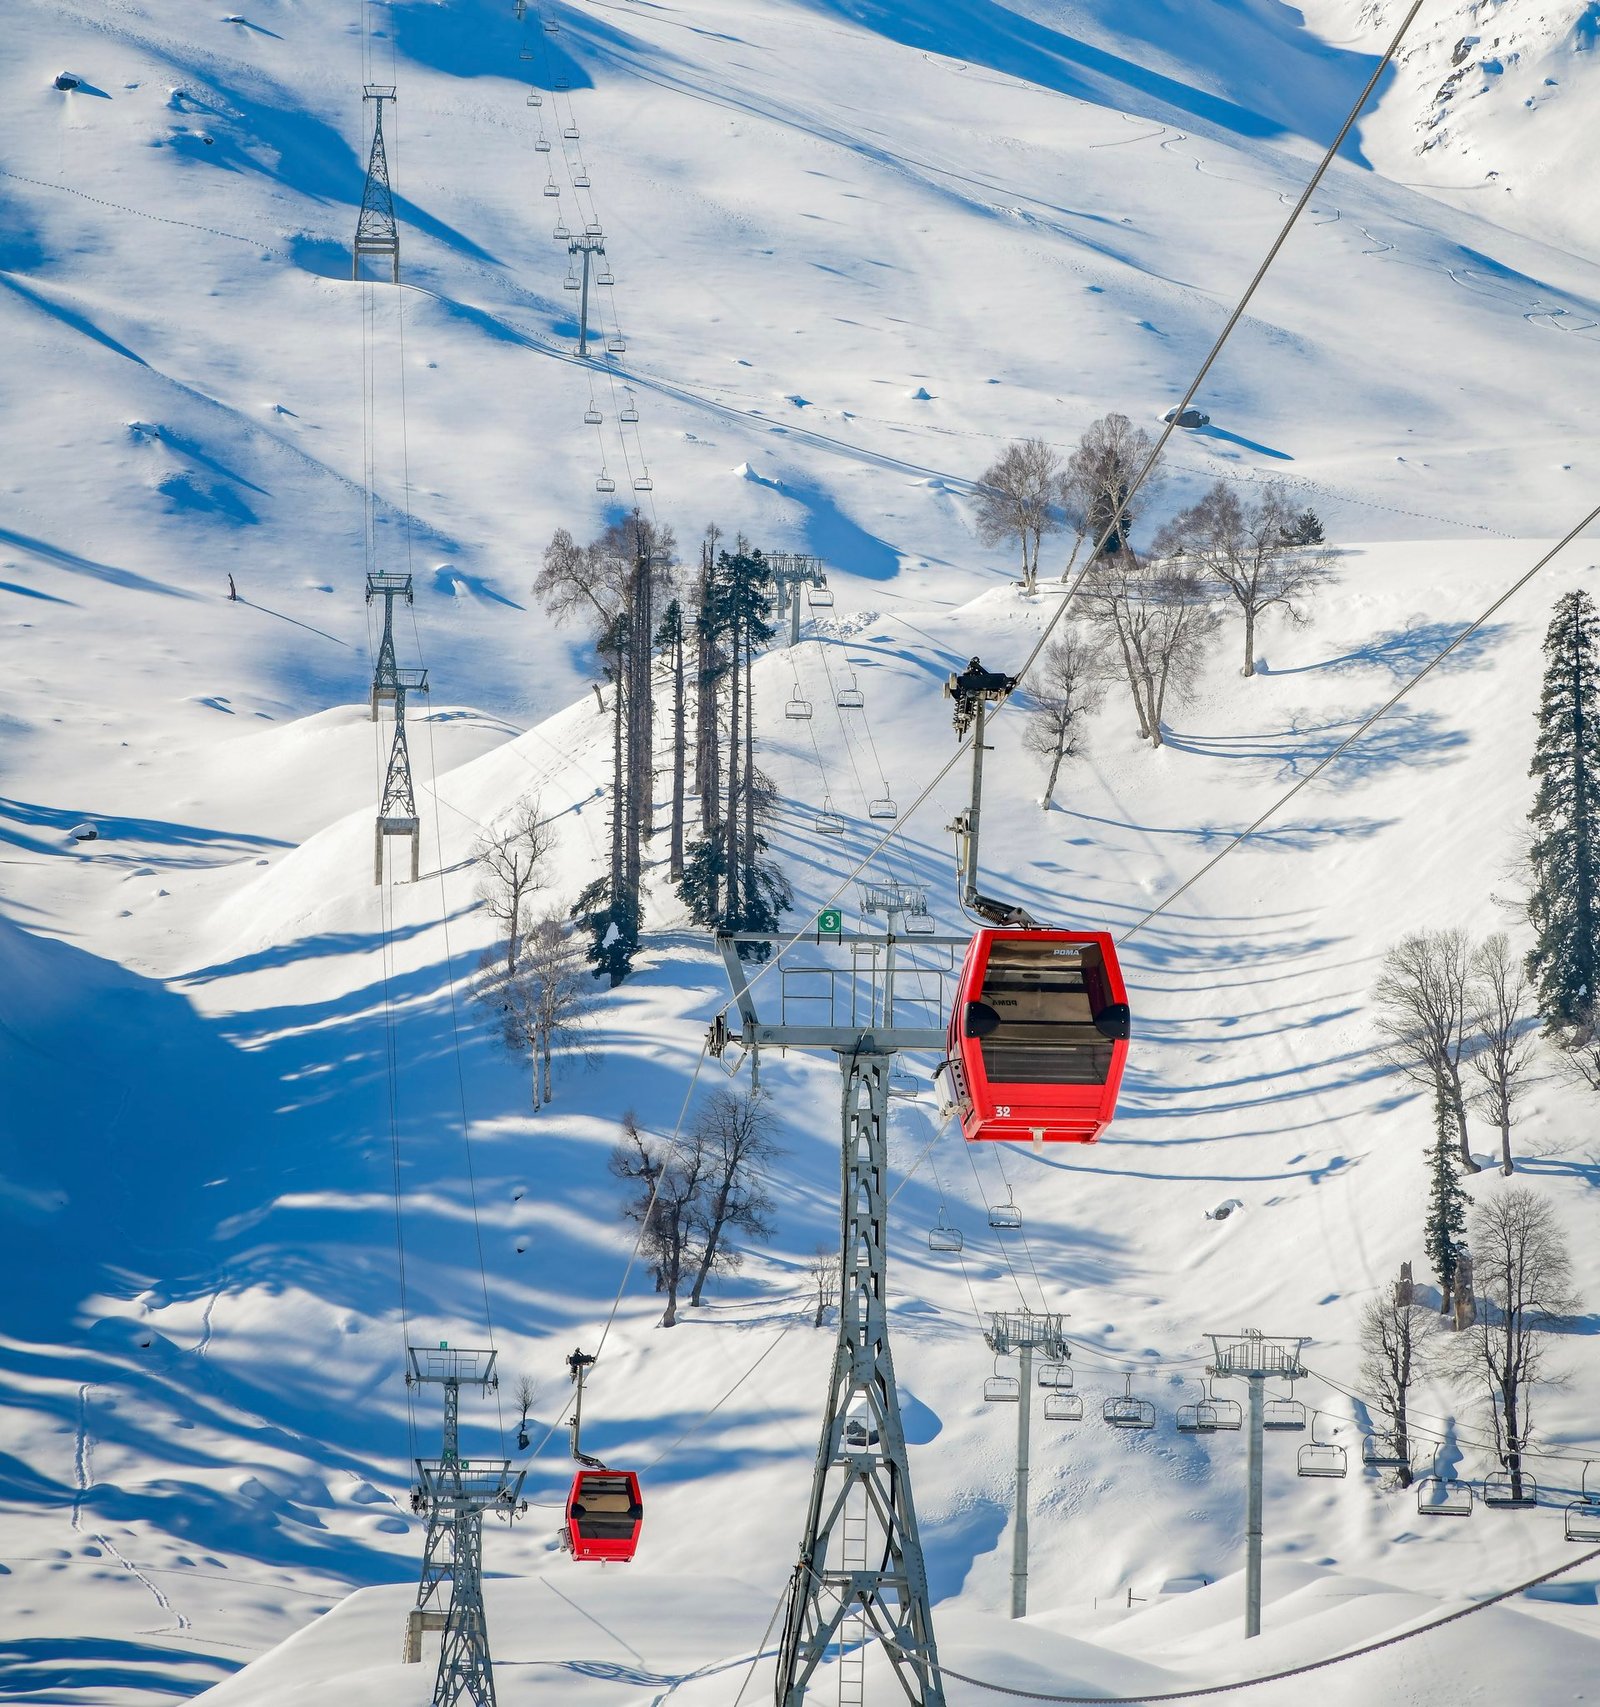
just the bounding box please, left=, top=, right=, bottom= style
left=564, top=1469, right=643, bottom=1563
left=946, top=930, right=1130, bottom=1143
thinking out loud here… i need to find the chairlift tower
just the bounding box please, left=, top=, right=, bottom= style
left=376, top=664, right=428, bottom=884
left=567, top=235, right=607, bottom=357
left=1206, top=1330, right=1307, bottom=1639
left=766, top=553, right=830, bottom=647
left=943, top=658, right=1021, bottom=923
left=715, top=928, right=968, bottom=1707
left=857, top=882, right=931, bottom=1027
left=366, top=570, right=413, bottom=720
left=984, top=1311, right=1068, bottom=1619
left=403, top=1345, right=526, bottom=1707
left=354, top=85, right=401, bottom=284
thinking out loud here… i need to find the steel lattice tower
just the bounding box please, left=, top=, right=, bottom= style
left=376, top=663, right=427, bottom=884
left=354, top=84, right=400, bottom=283
left=402, top=1346, right=525, bottom=1707
left=366, top=571, right=412, bottom=720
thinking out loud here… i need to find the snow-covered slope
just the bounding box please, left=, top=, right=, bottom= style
left=4, top=2, right=1600, bottom=1704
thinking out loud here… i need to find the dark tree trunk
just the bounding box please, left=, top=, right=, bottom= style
left=725, top=604, right=741, bottom=921
left=670, top=621, right=686, bottom=881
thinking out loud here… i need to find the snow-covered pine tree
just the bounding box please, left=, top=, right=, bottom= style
left=1526, top=588, right=1600, bottom=1034
left=1424, top=1087, right=1470, bottom=1317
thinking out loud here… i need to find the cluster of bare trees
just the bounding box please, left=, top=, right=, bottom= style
left=1372, top=928, right=1539, bottom=1177
left=609, top=1087, right=784, bottom=1326
left=976, top=421, right=1333, bottom=777
left=533, top=521, right=791, bottom=982
left=469, top=794, right=594, bottom=1108
left=1360, top=1189, right=1578, bottom=1502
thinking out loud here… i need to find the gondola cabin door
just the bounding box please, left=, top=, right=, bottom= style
left=947, top=930, right=1129, bottom=1143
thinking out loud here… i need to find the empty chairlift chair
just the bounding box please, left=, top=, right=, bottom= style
left=986, top=1188, right=1021, bottom=1231
left=1482, top=1469, right=1538, bottom=1509
left=807, top=582, right=835, bottom=609
left=1362, top=1430, right=1408, bottom=1470
left=1296, top=1413, right=1348, bottom=1479
left=835, top=673, right=865, bottom=710
left=867, top=793, right=899, bottom=820
left=1103, top=1374, right=1156, bottom=1431
left=1567, top=1463, right=1600, bottom=1542
left=1176, top=1385, right=1218, bottom=1435
left=1262, top=1383, right=1307, bottom=1432
left=1037, top=1361, right=1073, bottom=1390
left=1416, top=1455, right=1474, bottom=1518
left=536, top=134, right=552, bottom=153
left=632, top=468, right=652, bottom=492
left=784, top=693, right=813, bottom=721
left=595, top=468, right=616, bottom=494
left=984, top=1360, right=1020, bottom=1404
left=927, top=1207, right=963, bottom=1254
left=814, top=797, right=846, bottom=837
left=1045, top=1392, right=1083, bottom=1423
left=584, top=403, right=603, bottom=425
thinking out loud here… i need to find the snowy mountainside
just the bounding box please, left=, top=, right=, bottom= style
left=4, top=1, right=1600, bottom=1704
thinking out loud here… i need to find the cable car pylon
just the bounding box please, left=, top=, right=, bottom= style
left=712, top=939, right=947, bottom=1707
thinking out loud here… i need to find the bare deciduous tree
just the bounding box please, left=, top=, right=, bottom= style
left=809, top=1244, right=838, bottom=1328
left=1059, top=412, right=1161, bottom=577
left=1022, top=629, right=1108, bottom=807
left=1357, top=1291, right=1437, bottom=1487
left=473, top=910, right=594, bottom=1108
left=1468, top=932, right=1537, bottom=1177
left=474, top=795, right=552, bottom=973
left=609, top=1112, right=710, bottom=1328
left=974, top=437, right=1061, bottom=593
left=1079, top=552, right=1217, bottom=747
left=1372, top=928, right=1480, bottom=1173
left=1442, top=1187, right=1580, bottom=1503
left=1155, top=479, right=1332, bottom=677
left=686, top=1087, right=783, bottom=1307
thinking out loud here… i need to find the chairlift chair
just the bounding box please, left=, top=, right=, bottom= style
left=1362, top=1431, right=1408, bottom=1469
left=1482, top=1470, right=1538, bottom=1509
left=985, top=1358, right=1020, bottom=1404
left=552, top=220, right=571, bottom=240
left=928, top=1208, right=963, bottom=1254
left=1416, top=1473, right=1474, bottom=1518
left=599, top=267, right=617, bottom=287
left=1037, top=1361, right=1073, bottom=1390
left=536, top=135, right=552, bottom=152
left=986, top=1190, right=1021, bottom=1232
left=573, top=168, right=591, bottom=187
left=1103, top=1374, right=1156, bottom=1431
left=595, top=470, right=616, bottom=493
left=563, top=124, right=580, bottom=140
left=807, top=584, right=835, bottom=608
left=527, top=91, right=543, bottom=107
left=556, top=77, right=571, bottom=91
left=1177, top=1402, right=1218, bottom=1435
left=543, top=179, right=560, bottom=198
left=606, top=333, right=626, bottom=353
left=1045, top=1392, right=1083, bottom=1423
left=835, top=675, right=865, bottom=710
left=564, top=270, right=582, bottom=290
left=519, top=44, right=534, bottom=59
left=1566, top=1466, right=1600, bottom=1542
left=814, top=797, right=846, bottom=836
left=543, top=15, right=560, bottom=30
left=1262, top=1391, right=1307, bottom=1432
left=1297, top=1413, right=1348, bottom=1480
left=584, top=404, right=603, bottom=425
left=905, top=912, right=936, bottom=936
left=586, top=221, right=605, bottom=238
left=867, top=796, right=899, bottom=821
left=632, top=470, right=653, bottom=492
left=784, top=696, right=813, bottom=721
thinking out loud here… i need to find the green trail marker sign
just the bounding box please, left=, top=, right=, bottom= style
left=817, top=907, right=843, bottom=941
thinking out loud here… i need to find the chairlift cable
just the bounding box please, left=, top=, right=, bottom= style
left=708, top=0, right=1428, bottom=1024
left=961, top=1141, right=1030, bottom=1310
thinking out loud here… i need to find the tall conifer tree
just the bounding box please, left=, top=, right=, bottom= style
left=1527, top=588, right=1600, bottom=1032
left=1424, top=1087, right=1471, bottom=1317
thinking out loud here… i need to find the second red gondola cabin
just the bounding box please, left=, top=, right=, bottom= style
left=564, top=1469, right=643, bottom=1563
left=946, top=929, right=1130, bottom=1143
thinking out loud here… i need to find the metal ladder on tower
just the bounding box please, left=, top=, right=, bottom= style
left=837, top=1486, right=869, bottom=1707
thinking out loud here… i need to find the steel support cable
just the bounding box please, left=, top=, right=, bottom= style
left=1116, top=498, right=1600, bottom=941
left=883, top=1544, right=1600, bottom=1703
left=962, top=1141, right=1030, bottom=1311
left=988, top=1146, right=1052, bottom=1315
left=706, top=0, right=1426, bottom=1028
